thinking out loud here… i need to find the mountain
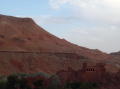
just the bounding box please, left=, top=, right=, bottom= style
left=111, top=51, right=120, bottom=57
left=109, top=51, right=120, bottom=69
left=0, top=14, right=116, bottom=75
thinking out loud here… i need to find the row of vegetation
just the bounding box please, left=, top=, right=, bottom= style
left=0, top=73, right=99, bottom=89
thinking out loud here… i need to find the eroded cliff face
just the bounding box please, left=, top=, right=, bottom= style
left=0, top=14, right=116, bottom=75
left=108, top=51, right=120, bottom=70
left=0, top=51, right=87, bottom=75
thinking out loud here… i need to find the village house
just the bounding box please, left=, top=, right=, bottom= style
left=56, top=62, right=106, bottom=86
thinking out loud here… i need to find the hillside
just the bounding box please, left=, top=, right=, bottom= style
left=111, top=51, right=120, bottom=57
left=0, top=14, right=115, bottom=75
left=108, top=51, right=120, bottom=69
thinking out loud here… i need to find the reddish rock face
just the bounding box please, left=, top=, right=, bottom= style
left=0, top=14, right=117, bottom=75
left=110, top=51, right=120, bottom=64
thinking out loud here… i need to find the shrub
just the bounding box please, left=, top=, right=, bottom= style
left=66, top=82, right=81, bottom=89
left=0, top=79, right=7, bottom=89
left=47, top=75, right=61, bottom=89
left=6, top=75, right=20, bottom=89
left=33, top=79, right=44, bottom=89
left=65, top=82, right=99, bottom=89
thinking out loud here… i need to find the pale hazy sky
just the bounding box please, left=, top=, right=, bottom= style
left=0, top=0, right=120, bottom=53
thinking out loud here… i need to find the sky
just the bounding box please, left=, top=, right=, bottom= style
left=0, top=0, right=120, bottom=53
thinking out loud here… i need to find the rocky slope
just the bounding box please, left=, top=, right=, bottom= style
left=0, top=14, right=116, bottom=75
left=108, top=51, right=120, bottom=69
left=110, top=51, right=120, bottom=57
